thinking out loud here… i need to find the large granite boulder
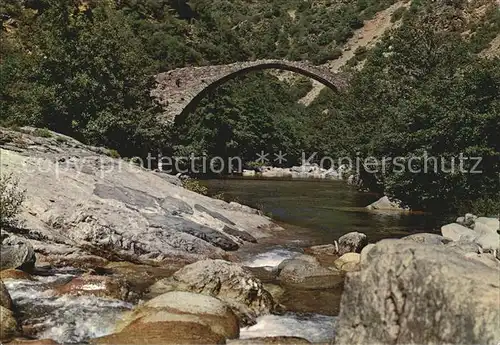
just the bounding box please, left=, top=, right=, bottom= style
left=115, top=291, right=239, bottom=339
left=149, top=260, right=275, bottom=325
left=335, top=239, right=500, bottom=344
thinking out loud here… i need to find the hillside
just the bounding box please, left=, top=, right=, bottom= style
left=1, top=0, right=500, bottom=214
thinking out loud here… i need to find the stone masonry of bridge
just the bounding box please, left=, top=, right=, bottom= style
left=152, top=59, right=350, bottom=123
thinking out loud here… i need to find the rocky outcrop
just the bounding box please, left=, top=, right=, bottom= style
left=53, top=275, right=130, bottom=300
left=335, top=239, right=500, bottom=344
left=0, top=127, right=280, bottom=266
left=149, top=260, right=275, bottom=325
left=277, top=255, right=343, bottom=289
left=259, top=164, right=348, bottom=180
left=115, top=291, right=239, bottom=339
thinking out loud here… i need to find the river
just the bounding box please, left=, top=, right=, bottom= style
left=199, top=177, right=450, bottom=341
left=203, top=177, right=447, bottom=245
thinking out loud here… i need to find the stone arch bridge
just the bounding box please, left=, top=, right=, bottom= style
left=152, top=59, right=350, bottom=123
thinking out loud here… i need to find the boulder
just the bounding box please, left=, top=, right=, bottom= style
left=474, top=231, right=500, bottom=252
left=445, top=240, right=481, bottom=254
left=335, top=239, right=500, bottom=344
left=91, top=321, right=225, bottom=345
left=334, top=253, right=361, bottom=272
left=474, top=217, right=499, bottom=233
left=1, top=306, right=18, bottom=342
left=305, top=244, right=337, bottom=257
left=228, top=336, right=311, bottom=345
left=0, top=237, right=36, bottom=271
left=338, top=232, right=368, bottom=255
left=117, top=291, right=239, bottom=339
left=441, top=223, right=478, bottom=242
left=402, top=233, right=449, bottom=245
left=53, top=275, right=130, bottom=300
left=149, top=260, right=274, bottom=325
left=1, top=280, right=13, bottom=310
left=0, top=269, right=34, bottom=281
left=6, top=339, right=59, bottom=345
left=278, top=255, right=343, bottom=289
left=474, top=222, right=498, bottom=235
left=366, top=196, right=407, bottom=211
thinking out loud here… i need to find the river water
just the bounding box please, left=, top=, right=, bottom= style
left=4, top=178, right=450, bottom=344
left=203, top=177, right=447, bottom=245
left=199, top=178, right=450, bottom=342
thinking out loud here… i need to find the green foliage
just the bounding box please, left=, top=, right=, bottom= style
left=182, top=178, right=209, bottom=195
left=33, top=128, right=52, bottom=138
left=107, top=149, right=121, bottom=159
left=390, top=7, right=406, bottom=23
left=0, top=173, right=26, bottom=227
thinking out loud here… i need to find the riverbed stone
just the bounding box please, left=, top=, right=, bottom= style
left=474, top=217, right=499, bottom=233
left=91, top=321, right=225, bottom=345
left=149, top=259, right=275, bottom=325
left=103, top=261, right=179, bottom=301
left=338, top=232, right=368, bottom=255
left=0, top=237, right=36, bottom=271
left=1, top=280, right=13, bottom=310
left=227, top=336, right=311, bottom=345
left=334, top=253, right=361, bottom=272
left=441, top=223, right=478, bottom=242
left=0, top=269, right=34, bottom=281
left=474, top=231, right=500, bottom=252
left=117, top=291, right=239, bottom=339
left=366, top=196, right=407, bottom=211
left=0, top=305, right=18, bottom=342
left=53, top=275, right=130, bottom=300
left=278, top=255, right=343, bottom=289
left=335, top=239, right=500, bottom=344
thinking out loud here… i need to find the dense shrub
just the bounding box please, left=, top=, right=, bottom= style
left=0, top=173, right=26, bottom=227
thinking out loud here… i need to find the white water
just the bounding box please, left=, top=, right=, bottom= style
left=3, top=273, right=132, bottom=344
left=240, top=313, right=336, bottom=343
left=242, top=248, right=300, bottom=268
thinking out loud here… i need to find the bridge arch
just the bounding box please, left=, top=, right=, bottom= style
left=152, top=59, right=349, bottom=123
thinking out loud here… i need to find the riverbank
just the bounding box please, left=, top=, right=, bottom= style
left=1, top=127, right=499, bottom=344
